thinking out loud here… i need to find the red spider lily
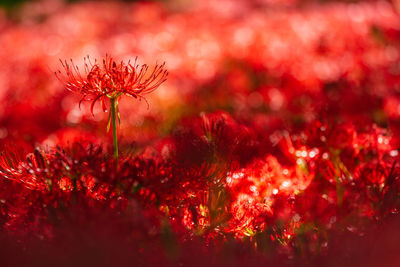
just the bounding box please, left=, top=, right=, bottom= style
left=56, top=55, right=168, bottom=162
left=0, top=148, right=49, bottom=191
left=56, top=55, right=168, bottom=114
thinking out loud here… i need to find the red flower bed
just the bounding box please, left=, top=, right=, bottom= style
left=1, top=0, right=400, bottom=266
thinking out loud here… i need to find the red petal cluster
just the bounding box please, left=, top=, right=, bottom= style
left=56, top=55, right=168, bottom=112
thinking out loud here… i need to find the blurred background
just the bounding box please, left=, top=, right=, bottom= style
left=0, top=0, right=399, bottom=153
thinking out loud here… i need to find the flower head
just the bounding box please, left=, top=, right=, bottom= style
left=56, top=55, right=168, bottom=113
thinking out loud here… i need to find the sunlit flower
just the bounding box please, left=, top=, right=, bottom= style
left=56, top=55, right=168, bottom=113
left=56, top=55, right=168, bottom=162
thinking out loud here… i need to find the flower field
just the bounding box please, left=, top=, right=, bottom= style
left=1, top=0, right=400, bottom=266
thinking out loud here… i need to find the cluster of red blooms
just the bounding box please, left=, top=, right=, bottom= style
left=1, top=0, right=400, bottom=266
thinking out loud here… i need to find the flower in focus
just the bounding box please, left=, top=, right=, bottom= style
left=56, top=55, right=168, bottom=113
left=56, top=55, right=168, bottom=162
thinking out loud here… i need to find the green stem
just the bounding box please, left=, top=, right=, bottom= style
left=110, top=97, right=118, bottom=164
